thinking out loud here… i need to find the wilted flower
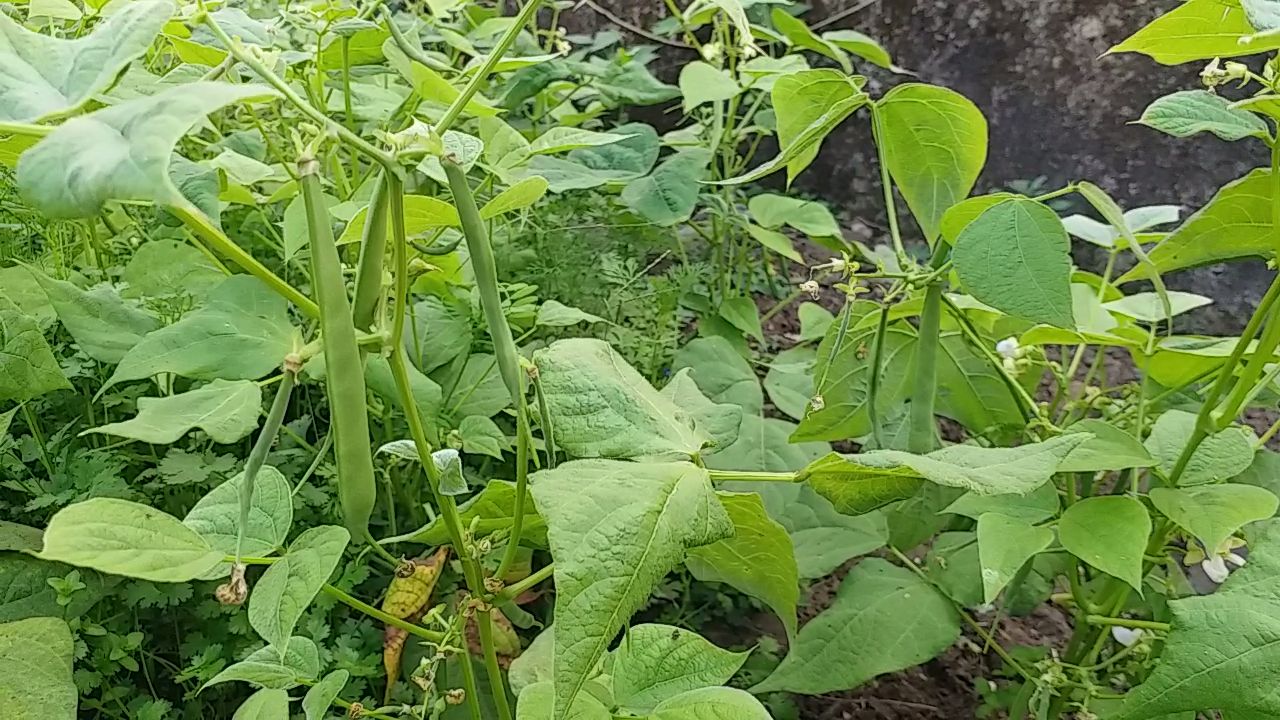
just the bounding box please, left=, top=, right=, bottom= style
left=701, top=42, right=723, bottom=63
left=800, top=280, right=820, bottom=299
left=809, top=394, right=825, bottom=412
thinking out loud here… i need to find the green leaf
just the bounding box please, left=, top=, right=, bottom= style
left=568, top=122, right=660, bottom=177
left=384, top=480, right=544, bottom=547
left=679, top=60, right=741, bottom=112
left=1244, top=0, right=1280, bottom=30
left=823, top=29, right=906, bottom=72
left=339, top=194, right=459, bottom=244
left=1108, top=0, right=1280, bottom=65
left=205, top=637, right=320, bottom=690
left=368, top=356, right=442, bottom=442
left=649, top=687, right=773, bottom=720
left=183, top=466, right=294, bottom=574
left=1059, top=496, right=1151, bottom=591
left=120, top=240, right=225, bottom=301
left=515, top=681, right=611, bottom=720
left=943, top=481, right=1060, bottom=524
left=594, top=61, right=681, bottom=106
left=745, top=224, right=802, bottom=262
left=1104, top=291, right=1213, bottom=322
left=249, top=526, right=350, bottom=648
left=659, top=370, right=743, bottom=452
left=29, top=269, right=160, bottom=364
left=718, top=297, right=763, bottom=341
left=535, top=300, right=604, bottom=328
left=534, top=339, right=705, bottom=460
left=771, top=8, right=850, bottom=72
left=17, top=82, right=278, bottom=218
left=303, top=670, right=349, bottom=720
left=508, top=628, right=554, bottom=696
left=0, top=616, right=76, bottom=719
left=620, top=148, right=713, bottom=226
left=1145, top=410, right=1256, bottom=486
left=935, top=333, right=1026, bottom=435
left=753, top=558, right=960, bottom=694
left=405, top=297, right=472, bottom=373
left=1119, top=169, right=1274, bottom=282
left=527, top=128, right=636, bottom=158
left=611, top=624, right=749, bottom=713
left=530, top=459, right=733, bottom=717
left=1059, top=419, right=1156, bottom=472
left=233, top=688, right=290, bottom=720
left=977, top=513, right=1054, bottom=603
left=793, top=316, right=917, bottom=442
left=857, top=434, right=1089, bottom=496
left=1139, top=90, right=1270, bottom=141
left=876, top=83, right=988, bottom=243
left=763, top=346, right=816, bottom=421
left=0, top=554, right=109, bottom=622
left=747, top=193, right=841, bottom=238
left=84, top=379, right=262, bottom=445
left=0, top=265, right=55, bottom=329
left=0, top=0, right=172, bottom=122
left=1150, top=484, right=1278, bottom=553
left=953, top=198, right=1075, bottom=327
left=108, top=276, right=294, bottom=388
left=0, top=294, right=70, bottom=403
left=480, top=176, right=549, bottom=219
left=39, top=498, right=224, bottom=582
left=685, top=492, right=799, bottom=637
left=763, top=69, right=864, bottom=184
left=460, top=415, right=509, bottom=459
left=798, top=452, right=924, bottom=516
left=672, top=337, right=763, bottom=412
left=433, top=448, right=469, bottom=496
left=1112, top=522, right=1280, bottom=719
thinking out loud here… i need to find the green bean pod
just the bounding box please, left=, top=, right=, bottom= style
left=299, top=156, right=378, bottom=540
left=236, top=367, right=296, bottom=560
left=351, top=171, right=390, bottom=331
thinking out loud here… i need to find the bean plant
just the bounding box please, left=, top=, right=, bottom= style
left=4, top=1, right=1280, bottom=719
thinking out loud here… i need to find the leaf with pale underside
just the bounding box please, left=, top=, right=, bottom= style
left=0, top=293, right=70, bottom=403
left=611, top=624, right=749, bottom=713
left=530, top=459, right=732, bottom=718
left=18, top=82, right=278, bottom=218
left=249, top=526, right=349, bottom=648
left=0, top=616, right=77, bottom=719
left=1138, top=90, right=1270, bottom=141
left=84, top=379, right=262, bottom=445
left=0, top=0, right=173, bottom=123
left=28, top=269, right=160, bottom=364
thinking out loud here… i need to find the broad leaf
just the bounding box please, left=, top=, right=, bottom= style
left=18, top=82, right=278, bottom=218
left=953, top=197, right=1075, bottom=327
left=303, top=670, right=349, bottom=720
left=339, top=194, right=459, bottom=244
left=29, top=270, right=160, bottom=364
left=679, top=60, right=741, bottom=112
left=747, top=193, right=841, bottom=238
left=1145, top=410, right=1256, bottom=485
left=1104, top=291, right=1213, bottom=323
left=0, top=616, right=76, bottom=719
left=1119, top=169, right=1274, bottom=282
left=384, top=480, right=544, bottom=547
left=515, top=681, right=610, bottom=720
left=40, top=498, right=224, bottom=581
left=121, top=240, right=225, bottom=300
left=612, top=624, right=749, bottom=713
left=977, top=513, right=1054, bottom=603
left=0, top=293, right=70, bottom=403
left=205, top=636, right=320, bottom=690
left=1149, top=484, right=1279, bottom=552
left=685, top=492, right=799, bottom=637
left=480, top=176, right=549, bottom=219
left=942, top=481, right=1060, bottom=524
left=530, top=460, right=733, bottom=717
left=856, top=434, right=1089, bottom=495
left=534, top=339, right=704, bottom=460
left=876, top=83, right=987, bottom=243
left=108, top=276, right=295, bottom=388
left=620, top=148, right=713, bottom=226
left=0, top=0, right=172, bottom=122
left=85, top=379, right=262, bottom=445
left=183, top=467, right=294, bottom=574
left=1059, top=419, right=1156, bottom=472
left=753, top=558, right=960, bottom=694
left=672, top=336, right=763, bottom=412
left=527, top=128, right=635, bottom=158
left=1059, top=496, right=1151, bottom=591
left=798, top=452, right=924, bottom=515
left=763, top=346, right=817, bottom=421
left=568, top=122, right=660, bottom=177
left=649, top=687, right=773, bottom=720
left=460, top=415, right=508, bottom=460
left=0, top=554, right=109, bottom=622
left=1139, top=90, right=1269, bottom=141
left=1108, top=0, right=1280, bottom=65
left=659, top=370, right=743, bottom=452
left=233, top=688, right=290, bottom=720
left=1113, top=520, right=1280, bottom=719
left=249, top=526, right=350, bottom=648
left=766, top=69, right=865, bottom=183
left=935, top=333, right=1027, bottom=435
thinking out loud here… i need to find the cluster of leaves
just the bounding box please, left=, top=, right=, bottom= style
left=8, top=1, right=1280, bottom=720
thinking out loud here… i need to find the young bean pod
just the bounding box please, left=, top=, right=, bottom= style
left=299, top=156, right=378, bottom=542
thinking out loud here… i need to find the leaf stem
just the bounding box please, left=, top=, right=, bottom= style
left=0, top=121, right=53, bottom=137
left=706, top=469, right=799, bottom=483
left=1084, top=615, right=1170, bottom=633
left=169, top=203, right=319, bottom=317
left=321, top=584, right=446, bottom=643
left=494, top=563, right=555, bottom=604
left=871, top=106, right=910, bottom=268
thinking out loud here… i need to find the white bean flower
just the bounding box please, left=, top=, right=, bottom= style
left=996, top=336, right=1020, bottom=360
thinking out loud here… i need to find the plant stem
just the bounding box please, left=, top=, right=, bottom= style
left=20, top=404, right=55, bottom=478
left=532, top=370, right=557, bottom=468
left=434, top=0, right=544, bottom=136
left=476, top=613, right=513, bottom=720
left=706, top=469, right=799, bottom=483
left=1084, top=615, right=1170, bottom=633
left=909, top=252, right=948, bottom=453
left=169, top=203, right=319, bottom=317
left=494, top=563, right=555, bottom=604
left=321, top=584, right=445, bottom=643
left=0, top=121, right=53, bottom=137
left=871, top=106, right=910, bottom=269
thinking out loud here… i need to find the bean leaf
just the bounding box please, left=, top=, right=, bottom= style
left=530, top=459, right=732, bottom=717
left=977, top=513, right=1054, bottom=603
left=1059, top=496, right=1151, bottom=591
left=0, top=0, right=173, bottom=122
left=1149, top=484, right=1279, bottom=553
left=611, top=624, right=749, bottom=713
left=28, top=269, right=160, bottom=364
left=39, top=498, right=224, bottom=582
left=0, top=293, right=70, bottom=403
left=183, top=466, right=294, bottom=576
left=18, top=82, right=278, bottom=218
left=249, top=526, right=350, bottom=648
left=1144, top=410, right=1256, bottom=486
left=84, top=379, right=263, bottom=445
left=1139, top=90, right=1270, bottom=141
left=0, top=617, right=76, bottom=719
left=1108, top=0, right=1280, bottom=65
